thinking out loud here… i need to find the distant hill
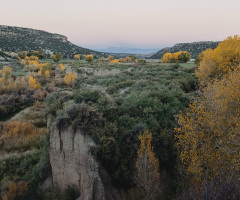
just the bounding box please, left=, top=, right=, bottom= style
left=95, top=47, right=160, bottom=54
left=0, top=25, right=107, bottom=58
left=150, top=41, right=220, bottom=59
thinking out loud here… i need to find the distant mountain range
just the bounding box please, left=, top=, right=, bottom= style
left=150, top=41, right=220, bottom=59
left=94, top=47, right=160, bottom=54
left=0, top=25, right=107, bottom=58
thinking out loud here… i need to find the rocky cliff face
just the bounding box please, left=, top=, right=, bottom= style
left=49, top=121, right=120, bottom=200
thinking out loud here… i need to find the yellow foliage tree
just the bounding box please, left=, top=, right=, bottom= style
left=29, top=55, right=39, bottom=61
left=107, top=55, right=115, bottom=62
left=172, top=52, right=180, bottom=62
left=196, top=35, right=240, bottom=85
left=0, top=121, right=46, bottom=151
left=176, top=68, right=240, bottom=186
left=162, top=53, right=174, bottom=63
left=110, top=59, right=120, bottom=64
left=125, top=56, right=133, bottom=63
left=85, top=55, right=94, bottom=62
left=118, top=58, right=125, bottom=63
left=45, top=70, right=50, bottom=79
left=162, top=51, right=190, bottom=63
left=2, top=66, right=12, bottom=78
left=28, top=76, right=41, bottom=90
left=20, top=77, right=27, bottom=88
left=35, top=82, right=42, bottom=90
left=135, top=131, right=160, bottom=200
left=28, top=60, right=39, bottom=65
left=64, top=72, right=76, bottom=86
left=74, top=54, right=81, bottom=60
left=58, top=64, right=66, bottom=72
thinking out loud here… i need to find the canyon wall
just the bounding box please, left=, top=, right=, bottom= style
left=49, top=121, right=120, bottom=200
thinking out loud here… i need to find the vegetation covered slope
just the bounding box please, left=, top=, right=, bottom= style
left=150, top=41, right=220, bottom=59
left=0, top=25, right=107, bottom=58
left=46, top=61, right=197, bottom=198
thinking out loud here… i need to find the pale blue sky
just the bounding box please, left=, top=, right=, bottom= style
left=1, top=0, right=240, bottom=48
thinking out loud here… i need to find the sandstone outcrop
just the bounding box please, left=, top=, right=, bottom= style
left=49, top=121, right=120, bottom=200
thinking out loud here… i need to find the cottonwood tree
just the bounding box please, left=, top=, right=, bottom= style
left=196, top=35, right=240, bottom=85
left=135, top=131, right=161, bottom=200
left=58, top=64, right=66, bottom=72
left=107, top=55, right=115, bottom=62
left=176, top=68, right=240, bottom=187
left=29, top=76, right=41, bottom=90
left=85, top=55, right=94, bottom=62
left=162, top=51, right=190, bottom=63
left=162, top=53, right=174, bottom=63
left=64, top=72, right=76, bottom=86
left=74, top=54, right=80, bottom=60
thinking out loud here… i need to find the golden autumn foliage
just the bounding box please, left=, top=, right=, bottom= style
left=45, top=70, right=50, bottom=79
left=99, top=57, right=105, bottom=62
left=58, top=64, right=66, bottom=72
left=125, top=56, right=133, bottom=63
left=85, top=55, right=94, bottom=62
left=118, top=58, right=125, bottom=63
left=196, top=35, right=240, bottom=85
left=29, top=55, right=39, bottom=61
left=0, top=76, right=29, bottom=94
left=29, top=76, right=42, bottom=90
left=172, top=52, right=181, bottom=62
left=74, top=54, right=81, bottom=60
left=162, top=51, right=191, bottom=63
left=194, top=52, right=204, bottom=66
left=110, top=59, right=120, bottom=63
left=20, top=77, right=27, bottom=88
left=135, top=131, right=160, bottom=200
left=125, top=55, right=136, bottom=63
left=107, top=55, right=115, bottom=62
left=0, top=121, right=46, bottom=151
left=1, top=181, right=28, bottom=200
left=176, top=68, right=240, bottom=186
left=20, top=56, right=38, bottom=66
left=162, top=53, right=174, bottom=63
left=64, top=72, right=76, bottom=86
left=28, top=60, right=39, bottom=66
left=1, top=66, right=12, bottom=78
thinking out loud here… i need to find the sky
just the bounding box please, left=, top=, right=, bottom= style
left=1, top=0, right=240, bottom=49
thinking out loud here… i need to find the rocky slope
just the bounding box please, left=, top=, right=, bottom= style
left=49, top=120, right=120, bottom=200
left=0, top=25, right=107, bottom=58
left=150, top=41, right=220, bottom=59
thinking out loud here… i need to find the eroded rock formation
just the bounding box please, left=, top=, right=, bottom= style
left=49, top=121, right=120, bottom=200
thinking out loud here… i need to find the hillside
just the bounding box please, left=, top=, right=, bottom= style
left=0, top=25, right=107, bottom=58
left=150, top=41, right=220, bottom=59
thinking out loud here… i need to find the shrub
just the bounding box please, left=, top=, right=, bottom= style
left=85, top=55, right=94, bottom=62
left=0, top=121, right=46, bottom=151
left=51, top=53, right=62, bottom=62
